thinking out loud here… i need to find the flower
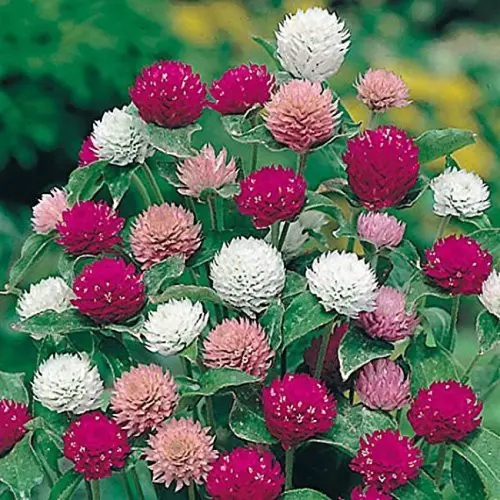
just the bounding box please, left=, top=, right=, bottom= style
left=344, top=126, right=420, bottom=210
left=350, top=429, right=423, bottom=492
left=480, top=270, right=500, bottom=318
left=0, top=399, right=32, bottom=455
left=177, top=145, right=238, bottom=198
left=235, top=166, right=307, bottom=228
left=72, top=257, right=146, bottom=323
left=407, top=380, right=483, bottom=444
left=275, top=7, right=350, bottom=82
left=203, top=318, right=274, bottom=380
left=424, top=235, right=492, bottom=295
left=306, top=251, right=378, bottom=318
left=210, top=237, right=286, bottom=317
left=357, top=212, right=406, bottom=249
left=264, top=80, right=340, bottom=153
left=206, top=447, right=284, bottom=500
left=130, top=203, right=202, bottom=270
left=430, top=167, right=490, bottom=218
left=358, top=286, right=418, bottom=342
left=111, top=364, right=179, bottom=437
left=63, top=411, right=130, bottom=480
left=56, top=200, right=124, bottom=255
left=32, top=187, right=69, bottom=234
left=351, top=485, right=392, bottom=500
left=355, top=68, right=411, bottom=113
left=130, top=60, right=206, bottom=128
left=32, top=353, right=104, bottom=414
left=262, top=373, right=337, bottom=449
left=141, top=299, right=208, bottom=356
left=78, top=135, right=99, bottom=167
left=209, top=64, right=275, bottom=115
left=145, top=417, right=218, bottom=491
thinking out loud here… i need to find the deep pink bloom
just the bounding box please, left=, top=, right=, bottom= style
left=407, top=380, right=482, bottom=444
left=130, top=60, right=206, bottom=128
left=32, top=188, right=69, bottom=234
left=351, top=485, right=392, bottom=500
left=235, top=165, right=307, bottom=228
left=209, top=64, right=275, bottom=115
left=0, top=399, right=32, bottom=455
left=357, top=212, right=405, bottom=249
left=72, top=257, right=146, bottom=324
left=344, top=126, right=420, bottom=210
left=78, top=135, right=99, bottom=167
left=424, top=235, right=492, bottom=296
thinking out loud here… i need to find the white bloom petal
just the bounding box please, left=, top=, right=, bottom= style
left=480, top=270, right=500, bottom=319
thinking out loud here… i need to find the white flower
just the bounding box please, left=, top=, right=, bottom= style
left=480, top=270, right=500, bottom=319
left=276, top=7, right=350, bottom=82
left=306, top=251, right=378, bottom=318
left=33, top=353, right=103, bottom=414
left=141, top=299, right=208, bottom=356
left=210, top=237, right=286, bottom=317
left=431, top=167, right=490, bottom=218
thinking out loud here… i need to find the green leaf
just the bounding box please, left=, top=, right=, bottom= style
left=0, top=372, right=28, bottom=404
left=251, top=36, right=280, bottom=67
left=280, top=489, right=330, bottom=499
left=469, top=228, right=500, bottom=260
left=451, top=451, right=488, bottom=500
left=155, top=159, right=182, bottom=187
left=282, top=271, right=307, bottom=302
left=304, top=191, right=348, bottom=236
left=470, top=354, right=500, bottom=400
left=67, top=160, right=107, bottom=204
left=394, top=175, right=430, bottom=209
left=179, top=340, right=198, bottom=363
left=405, top=271, right=450, bottom=310
left=391, top=471, right=441, bottom=500
left=145, top=123, right=201, bottom=158
left=476, top=310, right=500, bottom=355
left=104, top=164, right=139, bottom=208
left=152, top=285, right=222, bottom=305
left=32, top=429, right=61, bottom=486
left=415, top=129, right=476, bottom=164
left=98, top=336, right=133, bottom=381
left=317, top=179, right=360, bottom=207
left=385, top=240, right=421, bottom=289
left=421, top=307, right=453, bottom=351
left=48, top=469, right=82, bottom=500
left=144, top=255, right=186, bottom=296
left=259, top=300, right=285, bottom=351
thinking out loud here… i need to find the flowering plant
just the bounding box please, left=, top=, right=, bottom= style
left=1, top=7, right=499, bottom=500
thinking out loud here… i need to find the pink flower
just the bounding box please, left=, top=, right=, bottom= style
left=0, top=399, right=32, bottom=455
left=32, top=188, right=70, bottom=234
left=78, top=135, right=99, bottom=167
left=357, top=212, right=405, bottom=249
left=351, top=485, right=392, bottom=500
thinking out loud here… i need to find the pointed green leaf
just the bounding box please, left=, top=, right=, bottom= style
left=251, top=36, right=281, bottom=68
left=280, top=489, right=331, bottom=499
left=144, top=255, right=186, bottom=296
left=104, top=164, right=139, bottom=208
left=260, top=299, right=285, bottom=351
left=385, top=240, right=421, bottom=290
left=421, top=307, right=453, bottom=351
left=476, top=310, right=500, bottom=355
left=48, top=468, right=82, bottom=500
left=67, top=160, right=107, bottom=204
left=391, top=471, right=441, bottom=500
left=451, top=451, right=487, bottom=500
left=304, top=191, right=348, bottom=235
left=394, top=175, right=430, bottom=209
left=405, top=271, right=450, bottom=310
left=152, top=285, right=222, bottom=305
left=469, top=228, right=500, bottom=260
left=145, top=123, right=201, bottom=158
left=0, top=372, right=28, bottom=404
left=415, top=129, right=476, bottom=164
left=282, top=271, right=307, bottom=302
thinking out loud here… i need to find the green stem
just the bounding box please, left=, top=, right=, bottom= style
left=285, top=448, right=295, bottom=491
left=314, top=323, right=335, bottom=379
left=181, top=357, right=193, bottom=378
left=434, top=444, right=447, bottom=487
left=143, top=162, right=164, bottom=203
left=271, top=222, right=280, bottom=248
left=205, top=396, right=217, bottom=431
left=346, top=208, right=359, bottom=253
left=215, top=197, right=225, bottom=230
left=208, top=197, right=217, bottom=230
left=85, top=481, right=92, bottom=499
left=249, top=143, right=259, bottom=175
left=188, top=483, right=197, bottom=500
left=121, top=473, right=134, bottom=500
left=371, top=253, right=379, bottom=273
left=131, top=173, right=152, bottom=206
left=366, top=110, right=377, bottom=130
left=90, top=480, right=100, bottom=500
left=449, top=295, right=461, bottom=352
left=462, top=352, right=481, bottom=382
left=280, top=349, right=287, bottom=377
left=130, top=469, right=145, bottom=500
left=277, top=222, right=291, bottom=251
left=297, top=152, right=308, bottom=176
left=435, top=215, right=451, bottom=241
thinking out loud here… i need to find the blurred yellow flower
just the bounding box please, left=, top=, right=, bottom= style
left=169, top=4, right=217, bottom=46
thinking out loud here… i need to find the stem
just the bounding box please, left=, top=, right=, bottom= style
left=434, top=444, right=447, bottom=487
left=271, top=222, right=280, bottom=248
left=130, top=469, right=145, bottom=500
left=121, top=473, right=134, bottom=500
left=131, top=173, right=152, bottom=206
left=346, top=208, right=359, bottom=253
left=188, top=483, right=197, bottom=500
left=215, top=197, right=225, bottom=230
left=314, top=324, right=334, bottom=379
left=90, top=480, right=100, bottom=500
left=285, top=448, right=295, bottom=491
left=249, top=143, right=259, bottom=175
left=277, top=222, right=291, bottom=251
left=85, top=481, right=92, bottom=499
left=205, top=396, right=217, bottom=431
left=366, top=110, right=377, bottom=130
left=435, top=215, right=451, bottom=241
left=181, top=357, right=193, bottom=378
left=143, top=162, right=164, bottom=203
left=371, top=253, right=379, bottom=273
left=462, top=352, right=481, bottom=382
left=297, top=152, right=308, bottom=175
left=208, top=197, right=217, bottom=230
left=449, top=295, right=461, bottom=352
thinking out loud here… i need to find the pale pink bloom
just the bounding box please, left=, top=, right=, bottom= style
left=357, top=212, right=406, bottom=249
left=32, top=188, right=69, bottom=234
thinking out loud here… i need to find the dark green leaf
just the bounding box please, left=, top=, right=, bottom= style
left=48, top=469, right=82, bottom=500
left=415, top=129, right=476, bottom=164
left=317, top=179, right=360, bottom=207
left=146, top=123, right=201, bottom=158
left=104, top=164, right=139, bottom=208
left=32, top=429, right=61, bottom=485
left=152, top=285, right=222, bottom=305
left=304, top=191, right=349, bottom=236
left=385, top=240, right=421, bottom=289
left=469, top=228, right=500, bottom=260
left=0, top=372, right=28, bottom=403
left=98, top=336, right=133, bottom=381
left=421, top=307, right=453, bottom=350
left=451, top=451, right=488, bottom=500
left=476, top=310, right=500, bottom=355
left=470, top=354, right=500, bottom=400
left=391, top=471, right=441, bottom=500
left=280, top=489, right=330, bottom=499
left=67, top=160, right=107, bottom=204
left=405, top=271, right=450, bottom=310
left=395, top=175, right=430, bottom=209
left=282, top=271, right=307, bottom=302
left=155, top=159, right=182, bottom=187
left=144, top=255, right=186, bottom=296
left=259, top=299, right=285, bottom=351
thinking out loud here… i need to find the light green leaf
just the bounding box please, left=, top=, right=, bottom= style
left=451, top=451, right=488, bottom=500
left=260, top=300, right=285, bottom=351
left=421, top=307, right=453, bottom=351
left=144, top=255, right=186, bottom=296
left=476, top=310, right=500, bottom=355
left=104, top=164, right=139, bottom=208
left=469, top=228, right=500, bottom=260
left=304, top=191, right=348, bottom=236
left=48, top=469, right=82, bottom=500
left=280, top=489, right=330, bottom=499
left=405, top=271, right=450, bottom=310
left=395, top=175, right=430, bottom=209
left=470, top=354, right=500, bottom=401
left=385, top=240, right=421, bottom=290
left=0, top=372, right=28, bottom=404
left=146, top=123, right=201, bottom=158
left=391, top=471, right=441, bottom=500
left=282, top=271, right=307, bottom=302
left=415, top=129, right=476, bottom=164
left=67, top=160, right=107, bottom=204
left=251, top=36, right=280, bottom=68
left=152, top=285, right=222, bottom=305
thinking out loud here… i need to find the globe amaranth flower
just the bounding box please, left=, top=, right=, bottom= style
left=78, top=135, right=99, bottom=167
left=206, top=447, right=284, bottom=500
left=145, top=417, right=218, bottom=491
left=350, top=429, right=423, bottom=492
left=72, top=257, right=146, bottom=323
left=210, top=237, right=286, bottom=317
left=235, top=166, right=307, bottom=228
left=130, top=60, right=206, bottom=128
left=351, top=485, right=392, bottom=500
left=209, top=63, right=275, bottom=115
left=358, top=286, right=418, bottom=342
left=306, top=251, right=378, bottom=318
left=431, top=167, right=490, bottom=218
left=0, top=399, right=32, bottom=455
left=130, top=203, right=202, bottom=270
left=111, top=364, right=179, bottom=437
left=263, top=373, right=337, bottom=449
left=32, top=187, right=69, bottom=234
left=276, top=7, right=350, bottom=82
left=63, top=411, right=130, bottom=480
left=345, top=126, right=420, bottom=210
left=177, top=145, right=238, bottom=198
left=33, top=353, right=104, bottom=414
left=480, top=270, right=500, bottom=319
left=424, top=235, right=492, bottom=295
left=203, top=318, right=274, bottom=380
left=264, top=80, right=340, bottom=153
left=141, top=299, right=208, bottom=356
left=408, top=380, right=482, bottom=444
left=357, top=212, right=406, bottom=249
left=56, top=200, right=124, bottom=255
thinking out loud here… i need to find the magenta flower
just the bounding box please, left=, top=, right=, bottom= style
left=0, top=399, right=32, bottom=455
left=78, top=135, right=99, bottom=167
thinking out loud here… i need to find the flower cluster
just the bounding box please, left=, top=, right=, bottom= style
left=0, top=400, right=32, bottom=455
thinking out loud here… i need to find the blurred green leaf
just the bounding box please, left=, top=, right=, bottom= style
left=470, top=228, right=500, bottom=260
left=415, top=129, right=476, bottom=164
left=152, top=284, right=222, bottom=305
left=282, top=271, right=307, bottom=302
left=451, top=451, right=487, bottom=500
left=391, top=471, right=441, bottom=499
left=0, top=372, right=28, bottom=403
left=67, top=161, right=107, bottom=204
left=280, top=489, right=330, bottom=499
left=251, top=36, right=280, bottom=68
left=144, top=255, right=185, bottom=296
left=421, top=307, right=453, bottom=350
left=259, top=299, right=284, bottom=351
left=145, top=123, right=201, bottom=158
left=104, top=164, right=139, bottom=208
left=405, top=271, right=450, bottom=309
left=48, top=469, right=82, bottom=500
left=395, top=175, right=430, bottom=209
left=476, top=310, right=500, bottom=355
left=304, top=191, right=349, bottom=235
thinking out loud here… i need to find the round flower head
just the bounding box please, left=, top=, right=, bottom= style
left=210, top=237, right=286, bottom=317
left=203, top=318, right=274, bottom=380
left=130, top=203, right=202, bottom=270
left=344, top=126, right=420, bottom=210
left=111, top=364, right=179, bottom=437
left=424, top=235, right=492, bottom=296
left=72, top=257, right=146, bottom=324
left=206, top=447, right=284, bottom=500
left=264, top=80, right=340, bottom=153
left=141, top=299, right=208, bottom=356
left=32, top=187, right=69, bottom=234
left=145, top=417, right=218, bottom=491
left=209, top=63, right=275, bottom=115
left=130, top=60, right=206, bottom=128
left=355, top=68, right=411, bottom=113
left=0, top=400, right=32, bottom=455
left=262, top=373, right=337, bottom=449
left=431, top=167, right=490, bottom=218
left=358, top=286, right=418, bottom=342
left=350, top=429, right=423, bottom=492
left=177, top=145, right=238, bottom=199
left=306, top=251, right=378, bottom=318
left=407, top=380, right=482, bottom=444
left=357, top=212, right=406, bottom=249
left=78, top=135, right=99, bottom=167
left=480, top=270, right=500, bottom=318
left=351, top=485, right=392, bottom=500
left=276, top=7, right=350, bottom=82
left=56, top=200, right=124, bottom=255
left=63, top=411, right=130, bottom=480
left=33, top=353, right=104, bottom=414
left=235, top=166, right=307, bottom=228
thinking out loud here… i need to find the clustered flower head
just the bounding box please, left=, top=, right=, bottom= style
left=357, top=212, right=406, bottom=249
left=32, top=187, right=69, bottom=234
left=350, top=485, right=392, bottom=500
left=424, top=235, right=492, bottom=295
left=345, top=126, right=420, bottom=210
left=130, top=60, right=206, bottom=128
left=111, top=364, right=179, bottom=437
left=407, top=380, right=482, bottom=444
left=0, top=399, right=32, bottom=455
left=78, top=136, right=99, bottom=167
left=235, top=165, right=307, bottom=228
left=480, top=270, right=500, bottom=319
